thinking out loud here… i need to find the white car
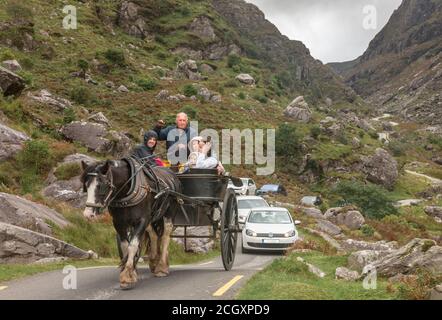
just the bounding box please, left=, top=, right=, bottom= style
left=237, top=196, right=269, bottom=227
left=227, top=178, right=257, bottom=195
left=242, top=207, right=299, bottom=253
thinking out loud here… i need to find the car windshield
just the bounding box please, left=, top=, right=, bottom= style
left=261, top=185, right=278, bottom=192
left=238, top=199, right=268, bottom=209
left=248, top=211, right=292, bottom=224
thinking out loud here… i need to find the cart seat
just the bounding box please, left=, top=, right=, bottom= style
left=177, top=168, right=229, bottom=201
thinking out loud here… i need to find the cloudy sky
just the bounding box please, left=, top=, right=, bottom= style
left=246, top=0, right=403, bottom=63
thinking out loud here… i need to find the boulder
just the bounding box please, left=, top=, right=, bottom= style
left=156, top=89, right=170, bottom=100
left=60, top=121, right=108, bottom=153
left=430, top=284, right=442, bottom=300
left=199, top=63, right=215, bottom=74
left=206, top=43, right=241, bottom=60
left=0, top=122, right=30, bottom=161
left=2, top=60, right=22, bottom=72
left=0, top=192, right=70, bottom=235
left=176, top=60, right=201, bottom=80
left=172, top=226, right=214, bottom=254
left=327, top=209, right=365, bottom=230
left=0, top=222, right=94, bottom=264
left=284, top=96, right=312, bottom=123
left=341, top=239, right=398, bottom=252
left=335, top=267, right=360, bottom=281
left=118, top=85, right=129, bottom=93
left=363, top=239, right=442, bottom=277
left=361, top=148, right=398, bottom=190
left=316, top=219, right=342, bottom=236
left=117, top=1, right=149, bottom=38
left=189, top=16, right=216, bottom=40
left=28, top=89, right=72, bottom=111
left=299, top=207, right=323, bottom=219
left=0, top=66, right=26, bottom=96
left=424, top=206, right=442, bottom=219
left=236, top=73, right=255, bottom=85
left=197, top=86, right=212, bottom=101
left=87, top=112, right=110, bottom=127
left=348, top=250, right=393, bottom=271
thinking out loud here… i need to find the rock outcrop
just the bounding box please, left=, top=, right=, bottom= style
left=284, top=96, right=312, bottom=123
left=0, top=122, right=30, bottom=161
left=117, top=1, right=149, bottom=38
left=0, top=66, right=25, bottom=96
left=324, top=207, right=365, bottom=230
left=361, top=148, right=398, bottom=190
left=0, top=222, right=95, bottom=264
left=28, top=89, right=72, bottom=111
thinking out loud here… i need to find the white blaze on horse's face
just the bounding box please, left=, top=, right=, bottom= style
left=83, top=177, right=98, bottom=219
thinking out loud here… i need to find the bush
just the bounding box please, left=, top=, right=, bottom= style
left=77, top=59, right=89, bottom=71
left=223, top=79, right=239, bottom=88
left=388, top=141, right=407, bottom=157
left=227, top=54, right=241, bottom=68
left=70, top=85, right=96, bottom=105
left=253, top=94, right=268, bottom=104
left=62, top=107, right=77, bottom=124
left=310, top=126, right=321, bottom=139
left=368, top=131, right=379, bottom=140
left=276, top=123, right=302, bottom=159
left=361, top=224, right=375, bottom=237
left=17, top=140, right=53, bottom=174
left=103, top=49, right=126, bottom=67
left=136, top=78, right=157, bottom=91
left=183, top=84, right=197, bottom=97
left=54, top=163, right=82, bottom=181
left=332, top=181, right=397, bottom=219
left=238, top=92, right=246, bottom=100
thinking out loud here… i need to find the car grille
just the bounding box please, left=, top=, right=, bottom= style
left=256, top=233, right=285, bottom=238
left=247, top=242, right=292, bottom=249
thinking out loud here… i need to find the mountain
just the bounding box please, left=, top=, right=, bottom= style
left=329, top=0, right=442, bottom=124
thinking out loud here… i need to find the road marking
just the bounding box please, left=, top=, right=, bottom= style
left=199, top=261, right=214, bottom=266
left=213, top=275, right=244, bottom=297
left=0, top=286, right=8, bottom=291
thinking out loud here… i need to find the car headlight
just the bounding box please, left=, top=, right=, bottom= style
left=284, top=230, right=296, bottom=238
left=245, top=229, right=257, bottom=237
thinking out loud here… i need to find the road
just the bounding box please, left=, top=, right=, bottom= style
left=0, top=241, right=280, bottom=300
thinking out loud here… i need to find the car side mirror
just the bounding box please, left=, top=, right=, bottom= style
left=294, top=220, right=301, bottom=225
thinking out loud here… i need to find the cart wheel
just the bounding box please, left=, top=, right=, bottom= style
left=221, top=188, right=238, bottom=271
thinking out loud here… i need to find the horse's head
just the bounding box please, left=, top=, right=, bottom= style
left=80, top=160, right=115, bottom=220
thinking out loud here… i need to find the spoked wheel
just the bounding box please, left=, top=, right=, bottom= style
left=221, top=188, right=239, bottom=271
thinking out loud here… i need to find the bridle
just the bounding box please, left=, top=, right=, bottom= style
left=84, top=172, right=116, bottom=210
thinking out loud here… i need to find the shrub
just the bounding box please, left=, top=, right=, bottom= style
left=183, top=84, right=197, bottom=97
left=54, top=163, right=82, bottom=181
left=238, top=92, right=246, bottom=100
left=62, top=107, right=77, bottom=124
left=396, top=269, right=441, bottom=300
left=77, top=59, right=89, bottom=72
left=332, top=181, right=397, bottom=219
left=223, top=79, right=239, bottom=88
left=17, top=140, right=53, bottom=174
left=0, top=49, right=15, bottom=61
left=6, top=1, right=33, bottom=22
left=103, top=49, right=126, bottom=67
left=310, top=126, right=321, bottom=139
left=136, top=78, right=157, bottom=91
left=361, top=224, right=375, bottom=237
left=368, top=131, right=379, bottom=140
left=253, top=94, right=268, bottom=104
left=276, top=123, right=302, bottom=159
left=388, top=141, right=407, bottom=157
left=69, top=85, right=96, bottom=105
left=227, top=54, right=241, bottom=68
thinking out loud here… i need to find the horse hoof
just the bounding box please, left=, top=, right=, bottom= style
left=120, top=282, right=136, bottom=290
left=154, top=271, right=169, bottom=277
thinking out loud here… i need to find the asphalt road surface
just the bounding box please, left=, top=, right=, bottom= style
left=0, top=241, right=281, bottom=300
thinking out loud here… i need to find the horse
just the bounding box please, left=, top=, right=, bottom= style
left=80, top=158, right=181, bottom=289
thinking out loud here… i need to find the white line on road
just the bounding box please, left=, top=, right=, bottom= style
left=0, top=286, right=8, bottom=291
left=213, top=275, right=244, bottom=297
left=199, top=261, right=214, bottom=266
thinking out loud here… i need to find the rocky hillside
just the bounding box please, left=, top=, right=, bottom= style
left=329, top=0, right=442, bottom=124
left=0, top=0, right=441, bottom=283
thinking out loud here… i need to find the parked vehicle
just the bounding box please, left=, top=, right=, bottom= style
left=255, top=184, right=287, bottom=196
left=242, top=207, right=300, bottom=253
left=237, top=195, right=269, bottom=227
left=227, top=177, right=256, bottom=195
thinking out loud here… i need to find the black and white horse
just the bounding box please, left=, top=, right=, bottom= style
left=80, top=159, right=181, bottom=289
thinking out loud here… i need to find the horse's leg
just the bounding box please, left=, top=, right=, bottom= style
left=120, top=219, right=147, bottom=289
left=154, top=217, right=173, bottom=277
left=146, top=224, right=160, bottom=273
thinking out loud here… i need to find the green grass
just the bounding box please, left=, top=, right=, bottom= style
left=236, top=251, right=395, bottom=300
